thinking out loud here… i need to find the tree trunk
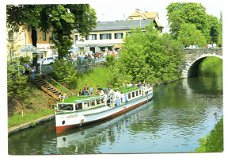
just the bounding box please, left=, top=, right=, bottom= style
left=31, top=27, right=38, bottom=68
left=31, top=27, right=37, bottom=47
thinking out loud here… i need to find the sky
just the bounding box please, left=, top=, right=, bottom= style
left=88, top=0, right=224, bottom=32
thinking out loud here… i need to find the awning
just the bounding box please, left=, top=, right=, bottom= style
left=113, top=44, right=122, bottom=49
left=20, top=45, right=42, bottom=54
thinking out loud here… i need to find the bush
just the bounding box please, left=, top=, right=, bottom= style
left=51, top=59, right=78, bottom=88
left=196, top=118, right=223, bottom=152
left=7, top=60, right=30, bottom=100
left=106, top=55, right=115, bottom=66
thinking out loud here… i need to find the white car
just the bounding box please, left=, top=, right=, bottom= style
left=38, top=56, right=58, bottom=65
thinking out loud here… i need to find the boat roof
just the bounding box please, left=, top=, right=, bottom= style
left=58, top=86, right=141, bottom=104
left=58, top=95, right=104, bottom=104
left=118, top=86, right=140, bottom=93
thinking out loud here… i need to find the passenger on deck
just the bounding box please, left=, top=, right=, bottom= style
left=79, top=89, right=84, bottom=96
left=99, top=89, right=104, bottom=96
left=89, top=86, right=94, bottom=95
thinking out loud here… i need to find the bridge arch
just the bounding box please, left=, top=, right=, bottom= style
left=187, top=54, right=223, bottom=77
left=181, top=48, right=223, bottom=78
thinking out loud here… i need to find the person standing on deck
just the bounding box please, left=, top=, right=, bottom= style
left=84, top=84, right=88, bottom=95
left=89, top=86, right=94, bottom=95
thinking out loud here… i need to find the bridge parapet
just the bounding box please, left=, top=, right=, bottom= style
left=183, top=48, right=222, bottom=56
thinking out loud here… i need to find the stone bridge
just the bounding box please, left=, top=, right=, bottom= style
left=181, top=48, right=223, bottom=78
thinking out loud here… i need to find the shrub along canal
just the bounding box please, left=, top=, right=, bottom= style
left=8, top=73, right=223, bottom=154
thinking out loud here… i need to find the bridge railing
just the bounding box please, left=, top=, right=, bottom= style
left=183, top=48, right=222, bottom=56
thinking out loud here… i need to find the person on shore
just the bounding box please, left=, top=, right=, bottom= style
left=31, top=66, right=36, bottom=80
left=59, top=93, right=67, bottom=101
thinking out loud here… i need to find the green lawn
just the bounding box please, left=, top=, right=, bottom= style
left=76, top=67, right=113, bottom=93
left=8, top=108, right=54, bottom=128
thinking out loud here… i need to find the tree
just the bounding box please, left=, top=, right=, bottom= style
left=207, top=15, right=222, bottom=45
left=7, top=5, right=43, bottom=47
left=6, top=4, right=97, bottom=59
left=113, top=23, right=184, bottom=85
left=39, top=4, right=97, bottom=59
left=51, top=60, right=78, bottom=89
left=7, top=59, right=30, bottom=100
left=166, top=3, right=210, bottom=41
left=177, top=23, right=207, bottom=47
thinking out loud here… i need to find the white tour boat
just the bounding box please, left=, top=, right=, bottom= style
left=55, top=85, right=153, bottom=134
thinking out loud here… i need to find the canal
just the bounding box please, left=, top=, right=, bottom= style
left=8, top=76, right=223, bottom=154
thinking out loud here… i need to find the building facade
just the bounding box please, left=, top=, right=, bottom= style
left=73, top=11, right=163, bottom=53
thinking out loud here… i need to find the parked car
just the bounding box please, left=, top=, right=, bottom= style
left=37, top=55, right=58, bottom=65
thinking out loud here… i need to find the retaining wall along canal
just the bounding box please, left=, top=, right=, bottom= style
left=8, top=114, right=54, bottom=135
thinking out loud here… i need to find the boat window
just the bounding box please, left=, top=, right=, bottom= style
left=75, top=103, right=83, bottom=110
left=128, top=93, right=131, bottom=99
left=139, top=90, right=142, bottom=95
left=96, top=99, right=101, bottom=105
left=136, top=91, right=138, bottom=96
left=101, top=98, right=105, bottom=103
left=91, top=100, right=96, bottom=106
left=132, top=92, right=135, bottom=98
left=88, top=101, right=91, bottom=107
left=58, top=104, right=74, bottom=111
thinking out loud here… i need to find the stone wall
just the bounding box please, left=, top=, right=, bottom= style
left=181, top=48, right=223, bottom=78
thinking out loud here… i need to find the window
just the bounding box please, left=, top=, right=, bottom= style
left=128, top=93, right=131, bottom=99
left=58, top=104, right=74, bottom=111
left=132, top=92, right=135, bottom=98
left=127, top=32, right=131, bottom=36
left=114, top=33, right=123, bottom=39
left=101, top=98, right=105, bottom=103
left=75, top=103, right=83, bottom=110
left=91, top=101, right=96, bottom=106
left=86, top=34, right=97, bottom=40
left=100, top=47, right=105, bottom=51
left=139, top=90, right=142, bottom=95
left=100, top=33, right=112, bottom=40
left=96, top=99, right=101, bottom=105
left=42, top=32, right=47, bottom=41
left=50, top=32, right=55, bottom=40
left=136, top=91, right=138, bottom=96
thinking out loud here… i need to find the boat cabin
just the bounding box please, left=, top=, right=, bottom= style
left=57, top=96, right=106, bottom=112
left=56, top=86, right=153, bottom=112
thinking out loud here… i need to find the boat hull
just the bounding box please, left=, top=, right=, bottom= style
left=55, top=93, right=153, bottom=134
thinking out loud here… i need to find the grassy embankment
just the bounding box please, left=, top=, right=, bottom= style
left=196, top=118, right=223, bottom=152
left=75, top=67, right=113, bottom=93
left=8, top=67, right=112, bottom=129
left=8, top=83, right=56, bottom=128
